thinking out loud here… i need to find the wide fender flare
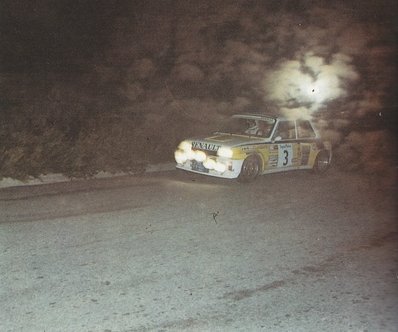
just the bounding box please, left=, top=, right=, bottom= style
left=315, top=140, right=332, bottom=162
left=244, top=152, right=264, bottom=172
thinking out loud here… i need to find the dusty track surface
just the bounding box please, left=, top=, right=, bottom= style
left=0, top=169, right=397, bottom=331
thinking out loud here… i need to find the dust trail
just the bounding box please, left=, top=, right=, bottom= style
left=263, top=52, right=359, bottom=120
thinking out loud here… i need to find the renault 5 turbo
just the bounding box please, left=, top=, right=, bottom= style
left=174, top=114, right=332, bottom=182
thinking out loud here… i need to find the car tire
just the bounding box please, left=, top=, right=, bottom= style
left=313, top=150, right=330, bottom=174
left=238, top=155, right=261, bottom=182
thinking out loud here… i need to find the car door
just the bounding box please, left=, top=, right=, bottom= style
left=272, top=120, right=300, bottom=169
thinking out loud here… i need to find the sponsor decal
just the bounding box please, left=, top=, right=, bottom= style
left=279, top=143, right=291, bottom=150
left=192, top=141, right=220, bottom=152
left=301, top=145, right=311, bottom=165
left=268, top=155, right=278, bottom=167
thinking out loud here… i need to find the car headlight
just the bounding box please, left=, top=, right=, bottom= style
left=175, top=141, right=196, bottom=163
left=217, top=146, right=233, bottom=158
left=194, top=150, right=206, bottom=162
left=203, top=158, right=216, bottom=170
left=174, top=150, right=187, bottom=164
left=214, top=162, right=227, bottom=173
left=178, top=141, right=192, bottom=152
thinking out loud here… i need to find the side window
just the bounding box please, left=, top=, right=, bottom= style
left=244, top=120, right=258, bottom=135
left=297, top=120, right=316, bottom=138
left=274, top=121, right=296, bottom=140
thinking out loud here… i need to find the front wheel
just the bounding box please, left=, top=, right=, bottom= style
left=313, top=150, right=331, bottom=174
left=238, top=155, right=261, bottom=182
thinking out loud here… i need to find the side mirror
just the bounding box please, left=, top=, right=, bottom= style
left=272, top=136, right=282, bottom=143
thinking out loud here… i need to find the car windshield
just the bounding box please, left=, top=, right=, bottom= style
left=217, top=117, right=275, bottom=138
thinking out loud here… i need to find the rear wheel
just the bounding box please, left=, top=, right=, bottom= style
left=238, top=155, right=261, bottom=182
left=313, top=150, right=330, bottom=174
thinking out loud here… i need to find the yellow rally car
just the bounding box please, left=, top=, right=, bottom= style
left=174, top=114, right=332, bottom=182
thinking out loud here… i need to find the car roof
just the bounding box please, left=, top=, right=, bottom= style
left=232, top=113, right=311, bottom=122
left=232, top=113, right=279, bottom=121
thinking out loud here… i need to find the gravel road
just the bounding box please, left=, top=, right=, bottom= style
left=0, top=169, right=397, bottom=331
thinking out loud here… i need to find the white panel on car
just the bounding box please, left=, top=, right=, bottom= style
left=277, top=143, right=293, bottom=167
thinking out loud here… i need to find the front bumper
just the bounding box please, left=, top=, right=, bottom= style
left=175, top=158, right=243, bottom=179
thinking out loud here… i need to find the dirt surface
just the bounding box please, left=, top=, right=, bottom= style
left=0, top=169, right=397, bottom=331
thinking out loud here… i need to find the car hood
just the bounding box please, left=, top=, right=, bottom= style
left=189, top=133, right=270, bottom=151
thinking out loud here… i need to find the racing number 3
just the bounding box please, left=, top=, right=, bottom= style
left=283, top=150, right=289, bottom=166
left=278, top=144, right=293, bottom=167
